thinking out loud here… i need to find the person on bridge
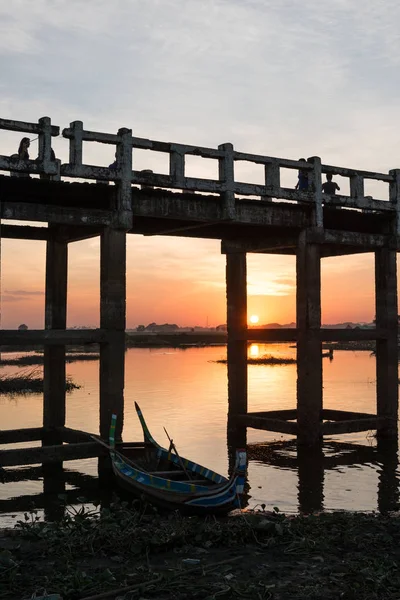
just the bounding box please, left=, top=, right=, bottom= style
left=10, top=137, right=31, bottom=177
left=322, top=173, right=340, bottom=195
left=18, top=137, right=30, bottom=161
left=295, top=158, right=309, bottom=191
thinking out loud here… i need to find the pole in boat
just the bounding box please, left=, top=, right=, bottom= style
left=163, top=427, right=193, bottom=480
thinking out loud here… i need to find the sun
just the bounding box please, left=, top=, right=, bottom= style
left=249, top=315, right=259, bottom=324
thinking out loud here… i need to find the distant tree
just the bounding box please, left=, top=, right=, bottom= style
left=18, top=323, right=28, bottom=331
left=136, top=325, right=145, bottom=331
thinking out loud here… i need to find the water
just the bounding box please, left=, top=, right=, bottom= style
left=1, top=344, right=398, bottom=526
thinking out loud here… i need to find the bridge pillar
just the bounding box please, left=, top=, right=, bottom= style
left=43, top=225, right=68, bottom=432
left=99, top=227, right=126, bottom=441
left=296, top=231, right=323, bottom=445
left=375, top=248, right=398, bottom=438
left=226, top=252, right=248, bottom=417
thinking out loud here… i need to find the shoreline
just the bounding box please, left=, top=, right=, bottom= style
left=0, top=333, right=379, bottom=352
left=2, top=505, right=400, bottom=599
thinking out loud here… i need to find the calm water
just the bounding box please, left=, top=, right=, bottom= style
left=0, top=344, right=399, bottom=526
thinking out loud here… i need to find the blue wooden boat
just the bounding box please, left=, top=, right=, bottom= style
left=108, top=402, right=246, bottom=514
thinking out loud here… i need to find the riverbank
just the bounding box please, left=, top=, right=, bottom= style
left=2, top=504, right=400, bottom=600
left=0, top=353, right=99, bottom=367
left=0, top=334, right=382, bottom=352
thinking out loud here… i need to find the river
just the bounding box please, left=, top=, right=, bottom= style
left=0, top=344, right=398, bottom=526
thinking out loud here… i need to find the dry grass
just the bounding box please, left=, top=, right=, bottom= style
left=0, top=369, right=80, bottom=395
left=215, top=354, right=296, bottom=365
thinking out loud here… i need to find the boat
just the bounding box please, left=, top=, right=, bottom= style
left=106, top=402, right=247, bottom=515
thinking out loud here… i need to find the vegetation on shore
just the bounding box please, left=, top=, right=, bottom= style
left=215, top=354, right=296, bottom=365
left=0, top=369, right=80, bottom=395
left=2, top=502, right=400, bottom=599
left=0, top=353, right=99, bottom=367
left=322, top=341, right=376, bottom=351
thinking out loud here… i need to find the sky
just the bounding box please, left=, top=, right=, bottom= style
left=0, top=0, right=399, bottom=328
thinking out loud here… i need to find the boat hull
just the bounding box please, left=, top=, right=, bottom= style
left=112, top=463, right=240, bottom=515
left=108, top=405, right=246, bottom=515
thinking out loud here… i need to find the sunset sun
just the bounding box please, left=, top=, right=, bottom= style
left=249, top=315, right=259, bottom=324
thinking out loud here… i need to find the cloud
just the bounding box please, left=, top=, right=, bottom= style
left=1, top=295, right=25, bottom=302
left=4, top=290, right=44, bottom=296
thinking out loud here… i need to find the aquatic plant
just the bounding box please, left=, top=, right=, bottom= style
left=0, top=369, right=80, bottom=395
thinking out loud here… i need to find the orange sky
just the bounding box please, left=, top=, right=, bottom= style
left=2, top=1, right=400, bottom=329
left=0, top=232, right=381, bottom=329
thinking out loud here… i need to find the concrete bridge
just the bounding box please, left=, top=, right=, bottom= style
left=0, top=116, right=398, bottom=468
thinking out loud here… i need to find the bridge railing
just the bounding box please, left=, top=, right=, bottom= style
left=0, top=117, right=60, bottom=178
left=1, top=117, right=400, bottom=229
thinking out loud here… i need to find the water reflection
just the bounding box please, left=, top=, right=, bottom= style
left=247, top=438, right=399, bottom=514
left=0, top=346, right=399, bottom=521
left=249, top=344, right=260, bottom=357
left=1, top=428, right=399, bottom=522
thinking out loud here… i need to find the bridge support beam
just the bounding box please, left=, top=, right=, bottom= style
left=99, top=228, right=126, bottom=440
left=226, top=252, right=248, bottom=417
left=43, top=225, right=68, bottom=432
left=375, top=248, right=398, bottom=438
left=296, top=231, right=323, bottom=445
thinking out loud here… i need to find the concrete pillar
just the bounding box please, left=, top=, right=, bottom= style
left=375, top=248, right=398, bottom=438
left=43, top=226, right=68, bottom=430
left=226, top=252, right=248, bottom=417
left=43, top=462, right=66, bottom=521
left=297, top=443, right=324, bottom=514
left=99, top=228, right=126, bottom=440
left=227, top=413, right=247, bottom=478
left=377, top=438, right=399, bottom=513
left=296, top=232, right=322, bottom=445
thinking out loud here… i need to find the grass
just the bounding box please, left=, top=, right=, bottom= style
left=0, top=354, right=99, bottom=367
left=3, top=502, right=400, bottom=599
left=0, top=369, right=80, bottom=395
left=215, top=354, right=296, bottom=365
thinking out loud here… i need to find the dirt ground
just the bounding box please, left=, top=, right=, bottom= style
left=2, top=505, right=400, bottom=600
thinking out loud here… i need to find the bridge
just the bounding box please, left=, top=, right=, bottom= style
left=0, top=115, right=398, bottom=469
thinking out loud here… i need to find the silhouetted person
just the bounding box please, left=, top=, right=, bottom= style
left=18, top=137, right=30, bottom=160
left=108, top=151, right=118, bottom=170
left=322, top=173, right=340, bottom=195
left=10, top=137, right=31, bottom=177
left=295, top=158, right=308, bottom=191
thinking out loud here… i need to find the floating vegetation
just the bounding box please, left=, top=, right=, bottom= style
left=0, top=369, right=80, bottom=395
left=0, top=353, right=99, bottom=367
left=215, top=354, right=296, bottom=365
left=3, top=502, right=400, bottom=600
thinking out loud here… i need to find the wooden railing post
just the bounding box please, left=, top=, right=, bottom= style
left=38, top=117, right=52, bottom=165
left=350, top=174, right=364, bottom=199
left=218, top=143, right=235, bottom=220
left=68, top=121, right=83, bottom=167
left=389, top=169, right=400, bottom=235
left=307, top=156, right=323, bottom=228
left=38, top=116, right=60, bottom=180
left=169, top=146, right=185, bottom=188
left=264, top=159, right=280, bottom=196
left=115, top=128, right=133, bottom=228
